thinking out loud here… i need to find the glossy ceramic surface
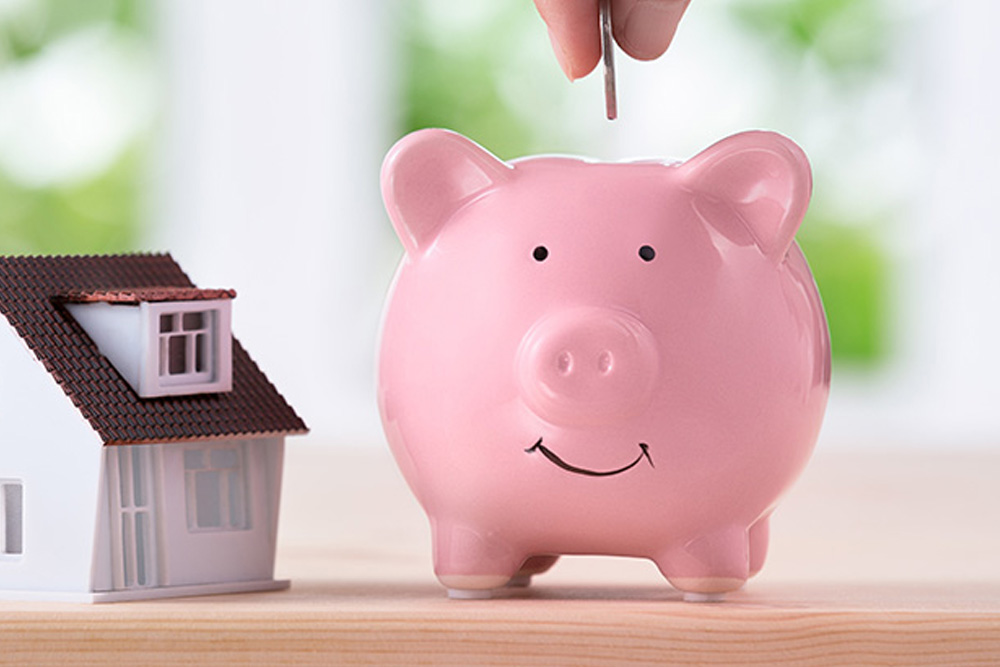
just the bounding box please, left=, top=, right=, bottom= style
left=377, top=128, right=831, bottom=600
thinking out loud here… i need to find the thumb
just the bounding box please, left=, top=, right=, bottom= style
left=613, top=0, right=691, bottom=61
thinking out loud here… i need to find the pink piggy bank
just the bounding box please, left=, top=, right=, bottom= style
left=378, top=129, right=830, bottom=601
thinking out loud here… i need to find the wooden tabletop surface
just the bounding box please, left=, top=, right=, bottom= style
left=2, top=443, right=999, bottom=665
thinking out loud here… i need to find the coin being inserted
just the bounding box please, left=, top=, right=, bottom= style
left=601, top=0, right=617, bottom=120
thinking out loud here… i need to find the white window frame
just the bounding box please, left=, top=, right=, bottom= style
left=183, top=443, right=251, bottom=532
left=138, top=299, right=232, bottom=397
left=107, top=447, right=160, bottom=589
left=157, top=309, right=215, bottom=385
left=1, top=480, right=24, bottom=558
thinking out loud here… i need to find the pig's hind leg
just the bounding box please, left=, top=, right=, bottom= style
left=432, top=521, right=523, bottom=599
left=654, top=524, right=751, bottom=602
left=748, top=513, right=771, bottom=578
left=507, top=555, right=560, bottom=588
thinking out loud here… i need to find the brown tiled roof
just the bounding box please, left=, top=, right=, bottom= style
left=0, top=254, right=308, bottom=445
left=61, top=287, right=237, bottom=304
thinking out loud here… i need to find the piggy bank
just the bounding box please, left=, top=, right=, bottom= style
left=378, top=129, right=830, bottom=601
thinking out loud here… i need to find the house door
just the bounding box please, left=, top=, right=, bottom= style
left=107, top=445, right=161, bottom=590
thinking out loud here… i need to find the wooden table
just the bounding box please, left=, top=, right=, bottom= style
left=3, top=443, right=999, bottom=665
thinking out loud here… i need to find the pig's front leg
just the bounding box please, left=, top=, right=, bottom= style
left=656, top=524, right=750, bottom=602
left=432, top=520, right=523, bottom=599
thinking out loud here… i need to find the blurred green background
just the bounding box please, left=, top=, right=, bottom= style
left=401, top=0, right=894, bottom=365
left=0, top=0, right=149, bottom=255
left=0, top=0, right=894, bottom=366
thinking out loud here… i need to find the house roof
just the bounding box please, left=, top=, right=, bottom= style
left=61, top=287, right=237, bottom=304
left=0, top=254, right=308, bottom=445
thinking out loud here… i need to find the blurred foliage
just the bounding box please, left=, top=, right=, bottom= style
left=0, top=0, right=148, bottom=255
left=0, top=0, right=143, bottom=63
left=0, top=145, right=144, bottom=254
left=399, top=2, right=561, bottom=160
left=797, top=216, right=890, bottom=365
left=730, top=0, right=892, bottom=80
left=729, top=0, right=894, bottom=365
left=399, top=0, right=894, bottom=366
left=798, top=216, right=886, bottom=363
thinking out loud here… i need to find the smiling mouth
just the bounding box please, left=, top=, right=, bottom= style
left=524, top=438, right=654, bottom=477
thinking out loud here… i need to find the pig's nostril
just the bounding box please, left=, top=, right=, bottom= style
left=597, top=351, right=613, bottom=374
left=556, top=351, right=573, bottom=375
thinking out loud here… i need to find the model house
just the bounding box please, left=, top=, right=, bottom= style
left=0, top=254, right=307, bottom=602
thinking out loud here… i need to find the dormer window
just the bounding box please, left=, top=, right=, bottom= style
left=143, top=298, right=232, bottom=396
left=160, top=311, right=211, bottom=379
left=158, top=309, right=215, bottom=384
left=63, top=287, right=235, bottom=398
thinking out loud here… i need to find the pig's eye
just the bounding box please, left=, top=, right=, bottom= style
left=638, top=245, right=656, bottom=262
left=533, top=246, right=549, bottom=262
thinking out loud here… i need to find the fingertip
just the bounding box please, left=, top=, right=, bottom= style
left=535, top=0, right=602, bottom=80
left=565, top=46, right=602, bottom=81
left=544, top=25, right=574, bottom=80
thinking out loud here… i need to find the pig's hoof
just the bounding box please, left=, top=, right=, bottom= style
left=683, top=591, right=727, bottom=603
left=447, top=588, right=493, bottom=600
left=670, top=577, right=744, bottom=598
left=440, top=574, right=509, bottom=599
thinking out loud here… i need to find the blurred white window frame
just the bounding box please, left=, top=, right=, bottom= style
left=150, top=0, right=397, bottom=445
left=1, top=480, right=24, bottom=557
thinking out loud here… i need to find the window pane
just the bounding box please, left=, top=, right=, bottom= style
left=168, top=335, right=186, bottom=374
left=121, top=514, right=133, bottom=587
left=159, top=313, right=175, bottom=333
left=195, top=333, right=208, bottom=372
left=184, top=450, right=204, bottom=470
left=184, top=446, right=250, bottom=532
left=134, top=512, right=149, bottom=586
left=210, top=448, right=238, bottom=469
left=194, top=471, right=222, bottom=528
left=118, top=449, right=131, bottom=508
left=228, top=470, right=246, bottom=528
left=132, top=447, right=146, bottom=507
left=3, top=483, right=23, bottom=555
left=183, top=311, right=204, bottom=330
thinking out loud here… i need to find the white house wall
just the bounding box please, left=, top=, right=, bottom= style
left=64, top=302, right=143, bottom=391
left=262, top=437, right=284, bottom=550
left=0, top=322, right=104, bottom=596
left=159, top=437, right=283, bottom=585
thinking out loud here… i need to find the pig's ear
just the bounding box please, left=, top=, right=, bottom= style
left=381, top=128, right=512, bottom=255
left=680, top=131, right=812, bottom=263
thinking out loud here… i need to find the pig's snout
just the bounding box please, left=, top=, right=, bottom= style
left=517, top=308, right=659, bottom=426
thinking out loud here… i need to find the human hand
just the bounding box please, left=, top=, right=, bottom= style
left=534, top=0, right=691, bottom=80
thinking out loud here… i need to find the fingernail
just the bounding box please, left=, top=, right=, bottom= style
left=621, top=0, right=686, bottom=60
left=547, top=27, right=577, bottom=81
